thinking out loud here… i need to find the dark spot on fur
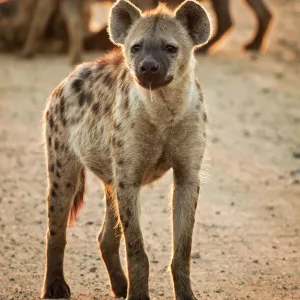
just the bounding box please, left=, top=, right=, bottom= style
left=50, top=206, right=55, bottom=212
left=92, top=102, right=100, bottom=114
left=60, top=97, right=67, bottom=126
left=203, top=113, right=207, bottom=123
left=55, top=104, right=59, bottom=114
left=61, top=118, right=67, bottom=127
left=95, top=75, right=102, bottom=84
left=53, top=182, right=58, bottom=189
left=127, top=241, right=133, bottom=249
left=114, top=122, right=121, bottom=131
left=104, top=104, right=110, bottom=114
left=54, top=139, right=59, bottom=150
left=56, top=171, right=61, bottom=178
left=117, top=140, right=123, bottom=148
left=56, top=160, right=62, bottom=168
left=78, top=91, right=85, bottom=106
left=123, top=94, right=129, bottom=111
left=195, top=81, right=204, bottom=103
left=117, top=159, right=124, bottom=166
left=50, top=164, right=55, bottom=173
left=120, top=69, right=127, bottom=83
left=179, top=63, right=185, bottom=72
left=86, top=91, right=92, bottom=105
left=122, top=82, right=130, bottom=94
left=48, top=136, right=52, bottom=146
left=124, top=221, right=129, bottom=229
left=49, top=115, right=54, bottom=129
left=197, top=186, right=200, bottom=194
left=103, top=73, right=113, bottom=88
left=50, top=230, right=56, bottom=236
left=72, top=78, right=83, bottom=93
left=51, top=188, right=56, bottom=197
left=156, top=153, right=166, bottom=166
left=119, top=181, right=125, bottom=189
left=126, top=208, right=131, bottom=217
left=66, top=182, right=71, bottom=188
left=95, top=61, right=107, bottom=72
left=54, top=124, right=59, bottom=133
left=80, top=68, right=92, bottom=79
left=112, top=136, right=117, bottom=147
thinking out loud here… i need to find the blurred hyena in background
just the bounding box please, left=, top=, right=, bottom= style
left=0, top=0, right=273, bottom=64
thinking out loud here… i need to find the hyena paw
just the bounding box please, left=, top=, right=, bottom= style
left=110, top=274, right=127, bottom=298
left=243, top=41, right=262, bottom=52
left=176, top=295, right=197, bottom=300
left=41, top=278, right=71, bottom=299
left=127, top=295, right=150, bottom=300
left=19, top=48, right=34, bottom=59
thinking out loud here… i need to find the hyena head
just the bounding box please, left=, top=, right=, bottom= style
left=108, top=0, right=211, bottom=90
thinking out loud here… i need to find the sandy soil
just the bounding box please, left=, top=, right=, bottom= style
left=0, top=0, right=299, bottom=299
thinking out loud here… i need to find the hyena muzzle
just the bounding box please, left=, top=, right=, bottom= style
left=41, top=0, right=210, bottom=299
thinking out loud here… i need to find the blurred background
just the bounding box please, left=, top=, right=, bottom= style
left=0, top=0, right=299, bottom=299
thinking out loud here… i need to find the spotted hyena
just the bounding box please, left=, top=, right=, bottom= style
left=42, top=0, right=210, bottom=299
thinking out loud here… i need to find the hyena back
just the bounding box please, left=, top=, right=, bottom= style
left=42, top=1, right=210, bottom=299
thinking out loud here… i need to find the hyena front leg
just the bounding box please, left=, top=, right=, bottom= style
left=171, top=167, right=201, bottom=300
left=98, top=184, right=127, bottom=298
left=115, top=175, right=149, bottom=299
left=41, top=120, right=84, bottom=299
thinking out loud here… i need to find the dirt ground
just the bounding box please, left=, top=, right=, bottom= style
left=0, top=0, right=299, bottom=299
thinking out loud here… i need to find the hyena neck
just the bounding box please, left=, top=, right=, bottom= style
left=134, top=61, right=196, bottom=127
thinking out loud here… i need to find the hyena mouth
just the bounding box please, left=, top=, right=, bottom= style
left=136, top=75, right=174, bottom=90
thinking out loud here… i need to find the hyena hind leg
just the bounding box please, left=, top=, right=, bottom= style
left=98, top=184, right=127, bottom=298
left=243, top=0, right=273, bottom=51
left=61, top=0, right=84, bottom=65
left=41, top=139, right=85, bottom=299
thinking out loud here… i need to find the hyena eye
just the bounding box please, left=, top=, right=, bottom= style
left=165, top=45, right=178, bottom=54
left=131, top=44, right=141, bottom=53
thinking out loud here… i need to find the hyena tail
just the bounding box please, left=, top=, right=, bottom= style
left=69, top=168, right=86, bottom=224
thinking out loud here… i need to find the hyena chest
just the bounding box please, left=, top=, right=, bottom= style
left=142, top=150, right=171, bottom=185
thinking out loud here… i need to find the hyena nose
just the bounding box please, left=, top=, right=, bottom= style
left=140, top=60, right=160, bottom=74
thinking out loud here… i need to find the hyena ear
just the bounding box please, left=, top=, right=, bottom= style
left=108, top=0, right=142, bottom=45
left=175, top=0, right=211, bottom=46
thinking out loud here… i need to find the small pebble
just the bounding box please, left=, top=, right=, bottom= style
left=89, top=267, right=97, bottom=273
left=292, top=152, right=300, bottom=159
left=191, top=252, right=201, bottom=259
